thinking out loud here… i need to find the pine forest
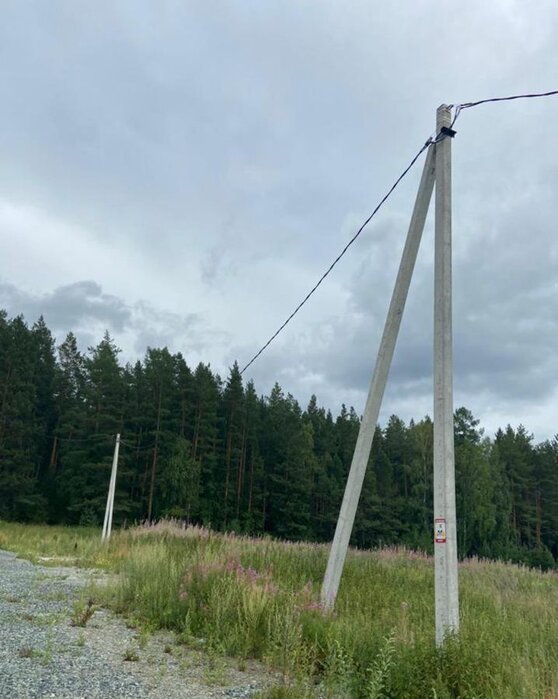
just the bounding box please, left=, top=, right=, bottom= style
left=0, top=310, right=556, bottom=568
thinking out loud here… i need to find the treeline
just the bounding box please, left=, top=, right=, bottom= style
left=0, top=310, right=557, bottom=567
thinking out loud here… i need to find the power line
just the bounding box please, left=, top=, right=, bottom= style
left=119, top=439, right=157, bottom=451
left=241, top=90, right=558, bottom=376
left=240, top=135, right=440, bottom=375
left=450, top=89, right=558, bottom=130
left=455, top=89, right=558, bottom=111
left=56, top=434, right=114, bottom=445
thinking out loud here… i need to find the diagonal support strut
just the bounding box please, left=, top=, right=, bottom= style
left=321, top=144, right=436, bottom=609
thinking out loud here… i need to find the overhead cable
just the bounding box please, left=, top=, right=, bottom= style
left=455, top=89, right=558, bottom=111
left=241, top=89, right=558, bottom=376
left=449, top=89, right=558, bottom=130
left=240, top=135, right=440, bottom=375
left=119, top=439, right=157, bottom=450
left=56, top=434, right=113, bottom=445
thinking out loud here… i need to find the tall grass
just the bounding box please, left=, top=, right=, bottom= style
left=1, top=519, right=557, bottom=698
left=0, top=521, right=108, bottom=566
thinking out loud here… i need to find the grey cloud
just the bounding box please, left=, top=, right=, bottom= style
left=130, top=301, right=229, bottom=359
left=237, top=174, right=557, bottom=432
left=0, top=1, right=533, bottom=259
left=200, top=245, right=240, bottom=287
left=0, top=280, right=131, bottom=333
left=1, top=2, right=558, bottom=440
left=0, top=280, right=229, bottom=365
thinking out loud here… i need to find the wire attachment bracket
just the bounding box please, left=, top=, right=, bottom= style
left=440, top=126, right=457, bottom=138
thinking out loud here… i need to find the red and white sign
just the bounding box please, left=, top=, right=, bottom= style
left=434, top=518, right=446, bottom=544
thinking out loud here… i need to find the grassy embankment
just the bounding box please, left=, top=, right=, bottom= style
left=0, top=520, right=557, bottom=699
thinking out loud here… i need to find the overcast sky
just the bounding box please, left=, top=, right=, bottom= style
left=1, top=1, right=557, bottom=441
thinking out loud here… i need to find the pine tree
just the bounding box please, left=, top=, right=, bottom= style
left=533, top=436, right=558, bottom=559
left=279, top=420, right=315, bottom=540
left=53, top=331, right=89, bottom=522
left=159, top=436, right=200, bottom=521
left=191, top=363, right=222, bottom=526
left=495, top=425, right=537, bottom=557
left=112, top=361, right=146, bottom=524
left=30, top=317, right=58, bottom=480
left=382, top=415, right=414, bottom=542
left=241, top=380, right=265, bottom=532
left=406, top=417, right=434, bottom=549
left=60, top=332, right=124, bottom=525
left=175, top=353, right=195, bottom=441
left=261, top=384, right=305, bottom=537
left=0, top=315, right=47, bottom=520
left=143, top=347, right=179, bottom=521
left=221, top=362, right=245, bottom=528
left=453, top=408, right=496, bottom=557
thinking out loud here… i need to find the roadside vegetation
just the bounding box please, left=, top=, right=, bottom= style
left=1, top=519, right=557, bottom=698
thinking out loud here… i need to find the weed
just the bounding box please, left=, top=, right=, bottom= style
left=203, top=654, right=229, bottom=686
left=322, top=638, right=353, bottom=698
left=179, top=657, right=193, bottom=673
left=71, top=598, right=96, bottom=627
left=34, top=612, right=65, bottom=627
left=123, top=648, right=140, bottom=662
left=18, top=647, right=37, bottom=659
left=255, top=681, right=317, bottom=698
left=364, top=633, right=396, bottom=699
left=136, top=627, right=151, bottom=649
left=18, top=623, right=57, bottom=665
left=40, top=624, right=56, bottom=665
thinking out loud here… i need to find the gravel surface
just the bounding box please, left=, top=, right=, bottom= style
left=0, top=550, right=272, bottom=699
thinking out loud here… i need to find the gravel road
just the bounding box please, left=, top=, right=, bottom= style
left=0, top=550, right=271, bottom=699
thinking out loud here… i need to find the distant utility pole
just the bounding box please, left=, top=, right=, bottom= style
left=321, top=105, right=459, bottom=646
left=321, top=144, right=436, bottom=610
left=101, top=433, right=121, bottom=542
left=433, top=105, right=459, bottom=643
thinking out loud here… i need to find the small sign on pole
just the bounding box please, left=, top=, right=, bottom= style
left=435, top=518, right=447, bottom=544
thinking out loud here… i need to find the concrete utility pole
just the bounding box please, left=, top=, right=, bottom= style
left=433, top=105, right=459, bottom=644
left=101, top=433, right=121, bottom=542
left=321, top=145, right=436, bottom=610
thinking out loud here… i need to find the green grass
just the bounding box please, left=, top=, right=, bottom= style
left=0, top=521, right=113, bottom=567
left=1, top=519, right=557, bottom=698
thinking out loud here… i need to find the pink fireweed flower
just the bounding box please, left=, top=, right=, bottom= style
left=294, top=581, right=326, bottom=614
left=179, top=557, right=279, bottom=603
